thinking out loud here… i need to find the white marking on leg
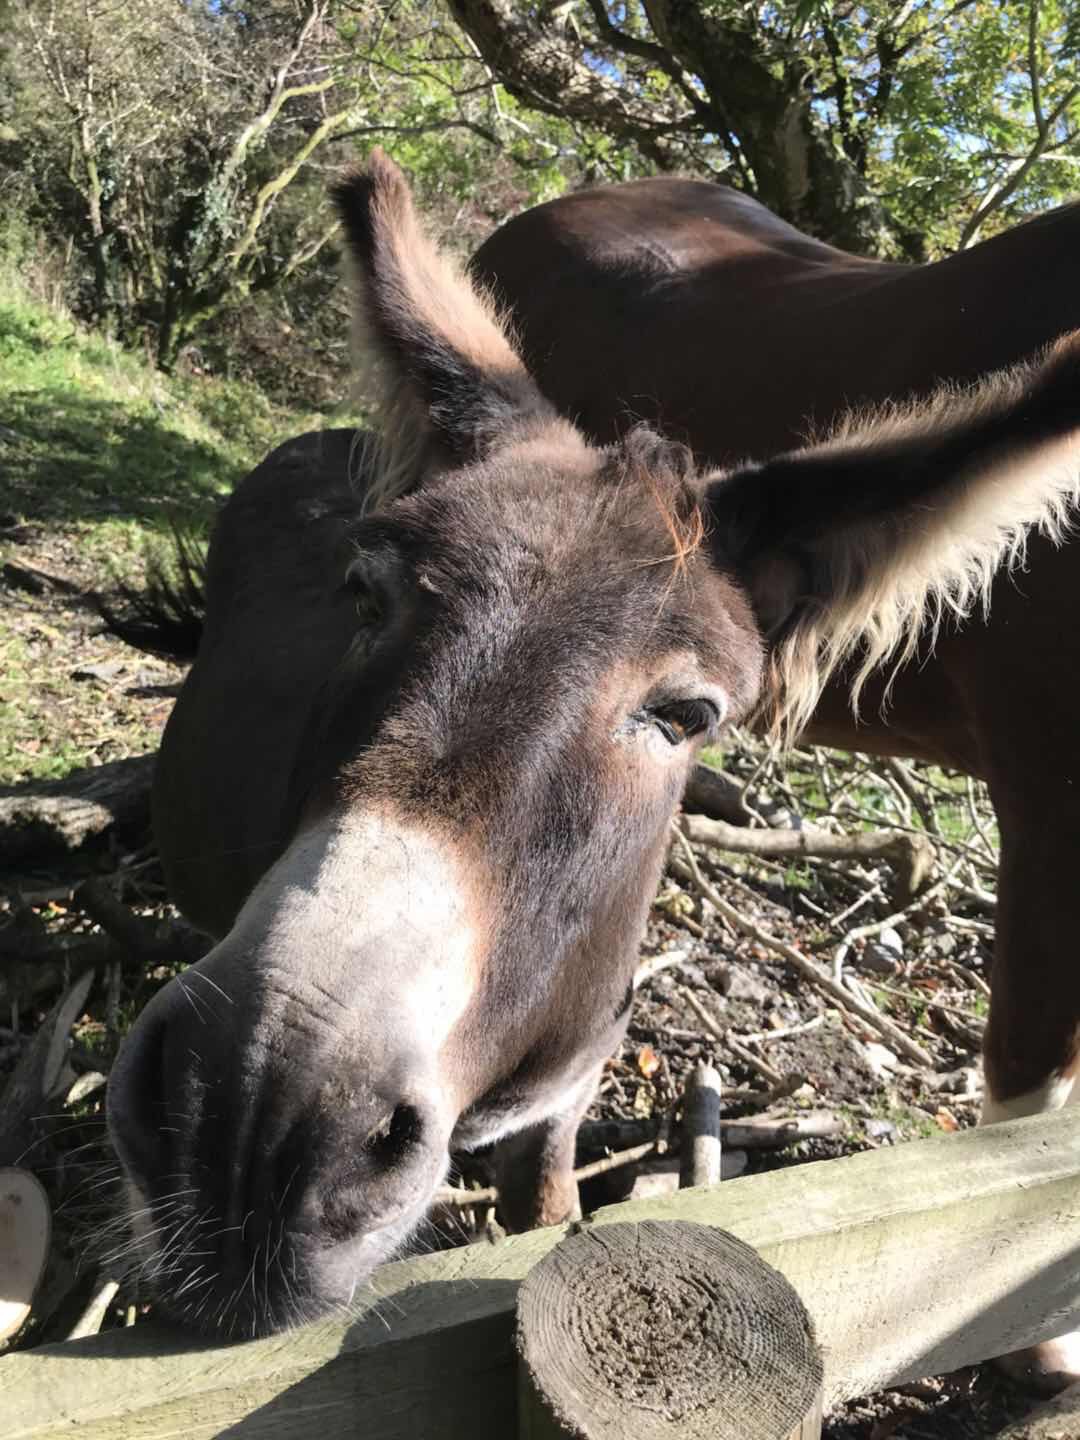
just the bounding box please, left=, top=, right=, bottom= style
left=980, top=1072, right=1076, bottom=1125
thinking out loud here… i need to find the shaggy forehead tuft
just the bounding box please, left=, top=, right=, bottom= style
left=602, top=425, right=708, bottom=574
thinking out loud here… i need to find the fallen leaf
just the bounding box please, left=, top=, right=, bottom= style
left=637, top=1044, right=661, bottom=1078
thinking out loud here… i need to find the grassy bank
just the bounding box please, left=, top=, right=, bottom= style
left=0, top=279, right=334, bottom=784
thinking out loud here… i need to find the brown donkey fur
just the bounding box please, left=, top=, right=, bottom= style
left=107, top=155, right=1080, bottom=1349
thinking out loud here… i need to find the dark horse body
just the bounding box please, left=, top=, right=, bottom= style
left=108, top=159, right=1080, bottom=1379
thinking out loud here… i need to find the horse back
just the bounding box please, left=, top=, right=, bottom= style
left=473, top=179, right=1080, bottom=466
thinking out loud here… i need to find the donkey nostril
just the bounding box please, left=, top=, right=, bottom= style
left=363, top=1103, right=422, bottom=1168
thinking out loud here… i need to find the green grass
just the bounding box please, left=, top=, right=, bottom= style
left=0, top=276, right=339, bottom=784
left=868, top=1099, right=943, bottom=1142
left=0, top=282, right=328, bottom=546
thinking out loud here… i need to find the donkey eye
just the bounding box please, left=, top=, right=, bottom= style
left=651, top=699, right=720, bottom=745
left=344, top=567, right=385, bottom=627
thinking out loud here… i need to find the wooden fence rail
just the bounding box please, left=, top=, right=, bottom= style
left=4, top=1109, right=1080, bottom=1438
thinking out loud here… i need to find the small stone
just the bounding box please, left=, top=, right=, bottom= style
left=72, top=661, right=126, bottom=684
left=673, top=962, right=708, bottom=988
left=862, top=943, right=902, bottom=975
left=702, top=960, right=732, bottom=994
left=724, top=967, right=773, bottom=1005
left=861, top=1041, right=900, bottom=1080
left=877, top=926, right=904, bottom=956
left=934, top=1066, right=982, bottom=1098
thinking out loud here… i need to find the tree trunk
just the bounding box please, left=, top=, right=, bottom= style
left=450, top=0, right=902, bottom=257
left=641, top=0, right=894, bottom=254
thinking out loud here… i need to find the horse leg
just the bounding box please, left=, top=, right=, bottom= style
left=983, top=788, right=1080, bottom=1391
left=492, top=1076, right=599, bottom=1232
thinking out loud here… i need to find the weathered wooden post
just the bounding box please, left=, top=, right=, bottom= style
left=680, top=1063, right=724, bottom=1189
left=0, top=1168, right=50, bottom=1344
left=516, top=1220, right=823, bottom=1440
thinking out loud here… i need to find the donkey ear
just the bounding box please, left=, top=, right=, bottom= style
left=705, top=334, right=1080, bottom=736
left=333, top=151, right=552, bottom=504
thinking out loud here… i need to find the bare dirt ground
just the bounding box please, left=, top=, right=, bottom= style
left=0, top=524, right=1043, bottom=1438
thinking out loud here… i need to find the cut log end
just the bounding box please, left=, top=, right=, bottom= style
left=516, top=1220, right=823, bottom=1440
left=0, top=1168, right=51, bottom=1343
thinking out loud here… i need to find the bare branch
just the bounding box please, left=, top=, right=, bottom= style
left=958, top=83, right=1080, bottom=248
left=1029, top=0, right=1045, bottom=134
left=671, top=825, right=933, bottom=1068
left=584, top=0, right=709, bottom=121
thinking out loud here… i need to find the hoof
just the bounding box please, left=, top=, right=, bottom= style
left=996, top=1333, right=1080, bottom=1393
left=533, top=1178, right=581, bottom=1230
left=498, top=1176, right=580, bottom=1233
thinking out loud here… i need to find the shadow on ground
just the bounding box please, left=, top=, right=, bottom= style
left=0, top=388, right=239, bottom=529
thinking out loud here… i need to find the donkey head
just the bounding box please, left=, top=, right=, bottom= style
left=107, top=152, right=1080, bottom=1336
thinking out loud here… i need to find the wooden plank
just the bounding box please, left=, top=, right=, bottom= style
left=990, top=1379, right=1080, bottom=1438
left=4, top=1109, right=1080, bottom=1438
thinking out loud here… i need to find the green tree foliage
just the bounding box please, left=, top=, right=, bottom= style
left=4, top=0, right=582, bottom=375
left=448, top=0, right=1080, bottom=259
left=3, top=1, right=1078, bottom=383
left=860, top=0, right=1080, bottom=253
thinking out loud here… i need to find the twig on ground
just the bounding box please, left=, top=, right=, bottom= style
left=673, top=825, right=933, bottom=1068
left=681, top=811, right=934, bottom=904
left=865, top=979, right=987, bottom=1026
left=943, top=913, right=995, bottom=938
left=573, top=1139, right=659, bottom=1183
left=433, top=1096, right=838, bottom=1211
left=828, top=884, right=884, bottom=932
left=832, top=848, right=968, bottom=985
left=950, top=961, right=992, bottom=999
left=719, top=1111, right=843, bottom=1149
left=1, top=886, right=210, bottom=1009
left=933, top=1009, right=985, bottom=1053
left=965, top=775, right=999, bottom=867
left=743, top=1014, right=826, bottom=1045
left=633, top=948, right=692, bottom=988
left=67, top=1278, right=120, bottom=1340
left=73, top=880, right=149, bottom=954
left=432, top=1133, right=666, bottom=1210
left=884, top=757, right=942, bottom=838
left=678, top=984, right=785, bottom=1086
left=957, top=870, right=996, bottom=911
left=432, top=1184, right=499, bottom=1208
